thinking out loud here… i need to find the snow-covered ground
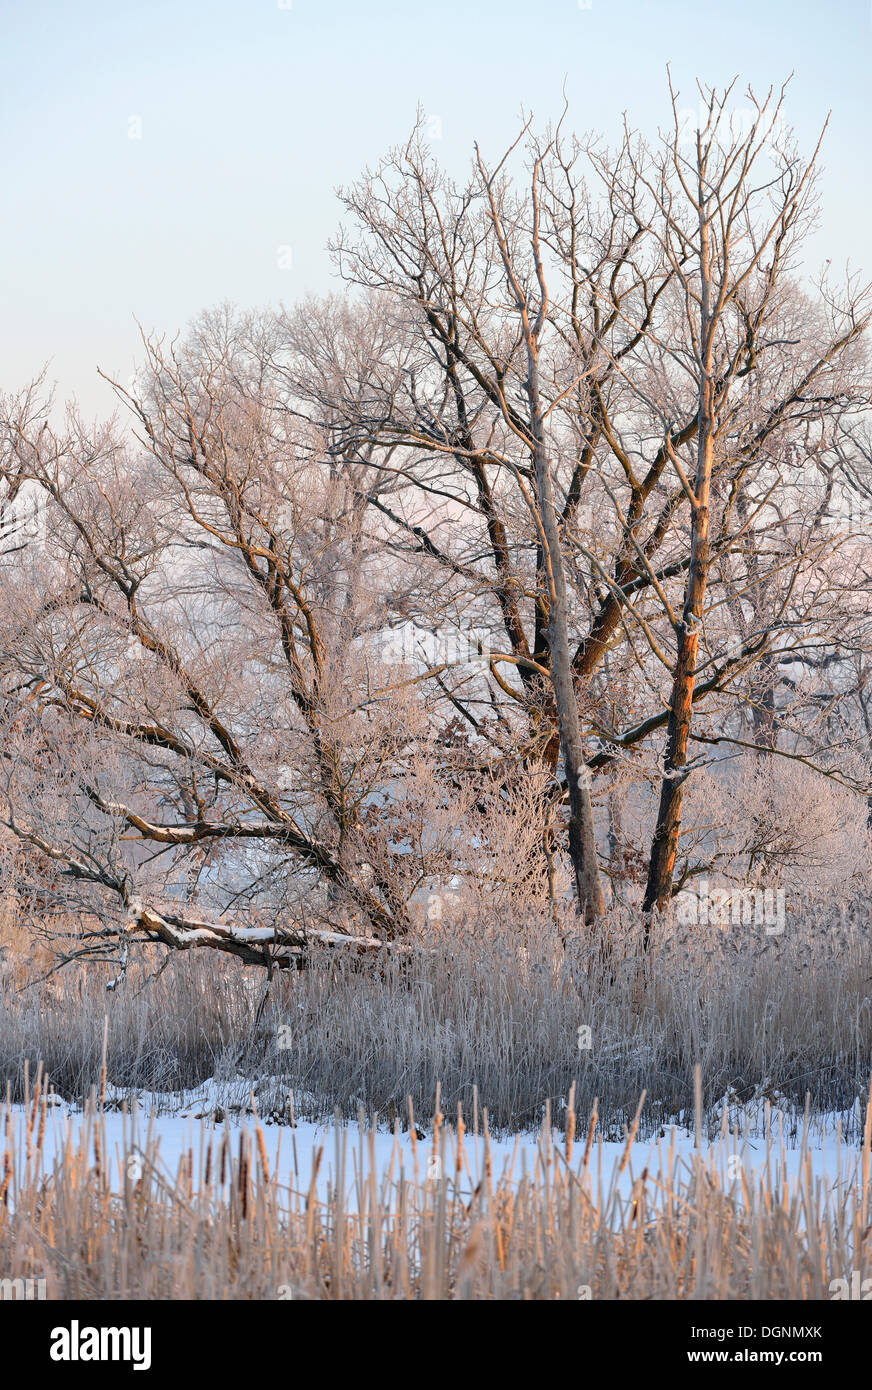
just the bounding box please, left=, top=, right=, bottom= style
left=4, top=1077, right=869, bottom=1215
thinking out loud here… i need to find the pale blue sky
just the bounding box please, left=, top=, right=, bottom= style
left=2, top=0, right=870, bottom=417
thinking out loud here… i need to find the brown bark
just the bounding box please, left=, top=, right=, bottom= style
left=643, top=149, right=716, bottom=927
left=531, top=401, right=605, bottom=921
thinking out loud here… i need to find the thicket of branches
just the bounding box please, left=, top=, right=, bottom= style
left=1, top=79, right=871, bottom=972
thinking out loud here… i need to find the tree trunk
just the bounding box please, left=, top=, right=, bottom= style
left=531, top=413, right=605, bottom=923
left=643, top=175, right=716, bottom=931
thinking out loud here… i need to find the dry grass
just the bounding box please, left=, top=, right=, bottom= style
left=4, top=903, right=872, bottom=1300
left=0, top=1068, right=870, bottom=1300
left=2, top=901, right=872, bottom=1135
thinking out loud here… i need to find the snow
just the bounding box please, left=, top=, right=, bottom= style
left=4, top=1077, right=869, bottom=1217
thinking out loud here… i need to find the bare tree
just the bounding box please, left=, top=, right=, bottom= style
left=0, top=81, right=869, bottom=974
left=621, top=80, right=871, bottom=917
left=326, top=93, right=870, bottom=924
left=0, top=330, right=435, bottom=967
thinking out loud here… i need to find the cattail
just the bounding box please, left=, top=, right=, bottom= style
left=255, top=1122, right=271, bottom=1185
left=566, top=1081, right=576, bottom=1166
left=99, top=1016, right=109, bottom=1111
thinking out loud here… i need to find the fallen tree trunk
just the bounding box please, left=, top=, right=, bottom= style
left=120, top=903, right=404, bottom=970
